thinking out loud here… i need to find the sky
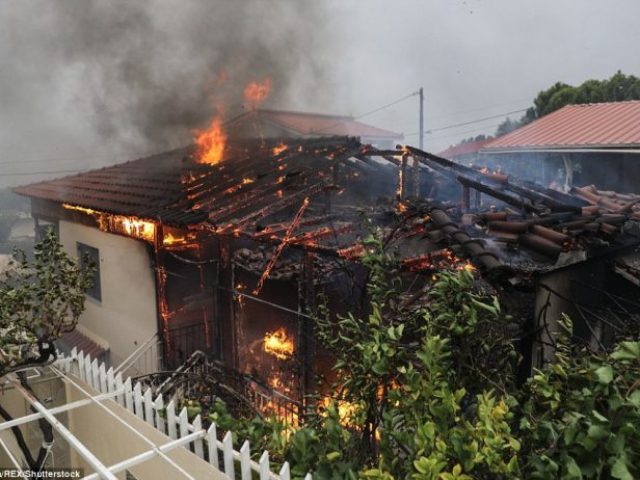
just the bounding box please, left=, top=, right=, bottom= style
left=1, top=0, right=639, bottom=188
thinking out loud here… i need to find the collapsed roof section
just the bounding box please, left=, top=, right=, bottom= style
left=14, top=137, right=640, bottom=282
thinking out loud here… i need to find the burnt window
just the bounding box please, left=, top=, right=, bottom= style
left=77, top=242, right=101, bottom=301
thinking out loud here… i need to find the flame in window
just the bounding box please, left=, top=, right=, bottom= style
left=263, top=328, right=294, bottom=360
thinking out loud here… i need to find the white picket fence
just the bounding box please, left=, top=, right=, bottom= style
left=56, top=348, right=310, bottom=480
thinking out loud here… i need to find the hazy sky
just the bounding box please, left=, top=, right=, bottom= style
left=1, top=0, right=639, bottom=187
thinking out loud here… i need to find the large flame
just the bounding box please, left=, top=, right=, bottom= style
left=63, top=204, right=155, bottom=242
left=244, top=77, right=272, bottom=108
left=195, top=116, right=227, bottom=165
left=263, top=328, right=294, bottom=360
left=121, top=217, right=155, bottom=242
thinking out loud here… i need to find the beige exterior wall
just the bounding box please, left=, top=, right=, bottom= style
left=65, top=381, right=225, bottom=479
left=59, top=220, right=158, bottom=364
left=0, top=374, right=224, bottom=479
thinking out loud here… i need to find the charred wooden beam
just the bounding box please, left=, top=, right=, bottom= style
left=253, top=197, right=310, bottom=295
left=457, top=176, right=541, bottom=213
left=252, top=215, right=339, bottom=239
left=399, top=152, right=409, bottom=199
left=216, top=182, right=325, bottom=231
left=405, top=145, right=585, bottom=212
left=412, top=155, right=420, bottom=198
left=462, top=185, right=471, bottom=211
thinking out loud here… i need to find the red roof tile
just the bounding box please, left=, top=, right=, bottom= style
left=228, top=109, right=403, bottom=139
left=483, top=101, right=640, bottom=152
left=13, top=137, right=382, bottom=229
left=438, top=138, right=494, bottom=158
left=58, top=329, right=107, bottom=359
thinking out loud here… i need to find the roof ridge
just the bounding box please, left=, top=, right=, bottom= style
left=568, top=99, right=640, bottom=108
left=257, top=108, right=354, bottom=120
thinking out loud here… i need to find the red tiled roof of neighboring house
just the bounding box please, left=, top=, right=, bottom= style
left=438, top=138, right=494, bottom=158
left=483, top=101, right=640, bottom=152
left=227, top=109, right=403, bottom=139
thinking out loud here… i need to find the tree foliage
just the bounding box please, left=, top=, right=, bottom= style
left=0, top=230, right=93, bottom=375
left=495, top=71, right=640, bottom=137
left=195, top=233, right=640, bottom=479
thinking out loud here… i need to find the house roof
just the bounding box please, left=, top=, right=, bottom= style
left=13, top=139, right=640, bottom=280
left=437, top=138, right=494, bottom=158
left=483, top=101, right=640, bottom=152
left=13, top=137, right=397, bottom=229
left=226, top=109, right=403, bottom=139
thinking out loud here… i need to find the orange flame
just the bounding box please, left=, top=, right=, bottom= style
left=63, top=204, right=155, bottom=242
left=121, top=217, right=155, bottom=242
left=195, top=117, right=227, bottom=165
left=272, top=143, right=288, bottom=155
left=263, top=328, right=294, bottom=360
left=244, top=77, right=272, bottom=108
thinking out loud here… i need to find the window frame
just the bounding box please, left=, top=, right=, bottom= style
left=77, top=242, right=101, bottom=302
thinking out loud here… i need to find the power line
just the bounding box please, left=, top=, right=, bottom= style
left=0, top=168, right=86, bottom=178
left=307, top=90, right=420, bottom=135
left=426, top=97, right=531, bottom=124
left=0, top=157, right=99, bottom=166
left=405, top=120, right=503, bottom=139
left=354, top=91, right=420, bottom=121
left=424, top=108, right=528, bottom=134
left=405, top=107, right=528, bottom=137
left=426, top=122, right=504, bottom=141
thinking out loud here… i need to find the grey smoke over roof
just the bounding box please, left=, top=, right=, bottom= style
left=1, top=0, right=639, bottom=187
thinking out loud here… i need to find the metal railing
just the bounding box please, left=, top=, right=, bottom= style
left=112, top=332, right=163, bottom=379
left=181, top=352, right=303, bottom=427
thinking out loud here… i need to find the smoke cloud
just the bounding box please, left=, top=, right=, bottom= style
left=0, top=0, right=331, bottom=158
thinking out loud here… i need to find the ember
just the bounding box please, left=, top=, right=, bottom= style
left=272, top=143, right=288, bottom=155
left=163, top=232, right=197, bottom=246
left=195, top=116, right=227, bottom=165
left=263, top=328, right=294, bottom=360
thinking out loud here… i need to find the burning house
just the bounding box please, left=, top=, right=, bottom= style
left=13, top=130, right=640, bottom=419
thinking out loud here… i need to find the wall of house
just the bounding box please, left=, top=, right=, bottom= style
left=59, top=220, right=158, bottom=365
left=65, top=380, right=224, bottom=479
left=534, top=261, right=609, bottom=365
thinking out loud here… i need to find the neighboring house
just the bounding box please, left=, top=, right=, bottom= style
left=225, top=108, right=403, bottom=149
left=437, top=137, right=494, bottom=166
left=480, top=101, right=640, bottom=192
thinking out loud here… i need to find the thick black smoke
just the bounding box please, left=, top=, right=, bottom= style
left=0, top=1, right=330, bottom=154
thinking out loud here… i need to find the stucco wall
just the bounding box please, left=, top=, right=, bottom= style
left=65, top=380, right=225, bottom=479
left=59, top=220, right=158, bottom=363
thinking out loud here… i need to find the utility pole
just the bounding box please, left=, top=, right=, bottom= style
left=419, top=87, right=424, bottom=150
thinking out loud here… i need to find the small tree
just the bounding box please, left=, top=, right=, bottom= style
left=0, top=230, right=93, bottom=375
